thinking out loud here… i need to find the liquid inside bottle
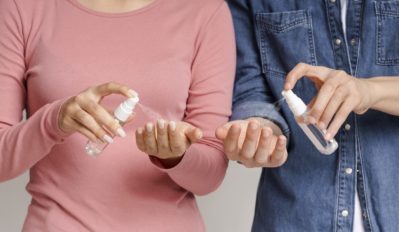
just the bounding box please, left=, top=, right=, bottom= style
left=282, top=90, right=338, bottom=155
left=85, top=96, right=139, bottom=156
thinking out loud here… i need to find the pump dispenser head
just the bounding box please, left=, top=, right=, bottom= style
left=282, top=90, right=307, bottom=116
left=114, top=95, right=140, bottom=122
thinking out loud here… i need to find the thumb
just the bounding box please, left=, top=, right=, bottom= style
left=215, top=124, right=230, bottom=140
left=185, top=126, right=203, bottom=144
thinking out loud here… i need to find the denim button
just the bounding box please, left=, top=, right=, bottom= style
left=345, top=124, right=351, bottom=131
left=341, top=210, right=349, bottom=217
left=350, top=38, right=357, bottom=46
left=335, top=38, right=342, bottom=46
left=345, top=168, right=353, bottom=174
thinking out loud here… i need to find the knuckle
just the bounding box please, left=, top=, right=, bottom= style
left=171, top=144, right=184, bottom=152
left=74, top=95, right=86, bottom=104
left=323, top=83, right=335, bottom=93
left=158, top=143, right=169, bottom=150
left=336, top=70, right=347, bottom=77
left=335, top=87, right=347, bottom=98
left=106, top=82, right=118, bottom=89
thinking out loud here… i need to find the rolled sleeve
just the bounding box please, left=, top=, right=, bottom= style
left=231, top=101, right=290, bottom=137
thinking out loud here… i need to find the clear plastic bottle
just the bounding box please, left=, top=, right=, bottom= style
left=85, top=96, right=140, bottom=156
left=282, top=90, right=338, bottom=155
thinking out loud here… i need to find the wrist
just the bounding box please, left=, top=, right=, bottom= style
left=249, top=117, right=283, bottom=136
left=362, top=78, right=382, bottom=112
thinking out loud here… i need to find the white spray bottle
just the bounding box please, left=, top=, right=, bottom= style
left=282, top=90, right=338, bottom=155
left=85, top=96, right=139, bottom=156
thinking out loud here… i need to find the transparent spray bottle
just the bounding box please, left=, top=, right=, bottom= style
left=85, top=96, right=140, bottom=156
left=282, top=90, right=338, bottom=155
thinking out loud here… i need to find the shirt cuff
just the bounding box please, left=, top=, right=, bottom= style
left=44, top=98, right=71, bottom=143
left=231, top=101, right=290, bottom=137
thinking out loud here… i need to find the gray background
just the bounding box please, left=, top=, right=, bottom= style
left=0, top=162, right=260, bottom=232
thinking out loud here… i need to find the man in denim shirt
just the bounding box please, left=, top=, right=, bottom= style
left=216, top=0, right=399, bottom=231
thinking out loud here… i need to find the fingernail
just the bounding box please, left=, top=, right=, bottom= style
left=103, top=135, right=114, bottom=144
left=251, top=123, right=258, bottom=130
left=146, top=123, right=153, bottom=132
left=169, top=121, right=176, bottom=131
left=128, top=89, right=138, bottom=98
left=116, top=128, right=126, bottom=138
left=158, top=119, right=165, bottom=129
left=308, top=116, right=317, bottom=124
left=196, top=130, right=203, bottom=139
left=325, top=133, right=332, bottom=141
left=137, top=128, right=143, bottom=134
left=318, top=122, right=326, bottom=130
left=279, top=138, right=286, bottom=146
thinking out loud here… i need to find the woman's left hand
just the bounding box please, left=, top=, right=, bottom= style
left=284, top=63, right=374, bottom=140
left=135, top=120, right=203, bottom=167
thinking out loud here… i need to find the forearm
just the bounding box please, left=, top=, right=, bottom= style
left=0, top=100, right=68, bottom=182
left=367, top=77, right=399, bottom=116
left=152, top=143, right=228, bottom=195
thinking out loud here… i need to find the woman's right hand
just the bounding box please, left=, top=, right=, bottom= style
left=58, top=82, right=137, bottom=144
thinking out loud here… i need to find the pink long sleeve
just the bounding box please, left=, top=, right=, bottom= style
left=0, top=0, right=236, bottom=231
left=0, top=0, right=67, bottom=182
left=152, top=4, right=236, bottom=195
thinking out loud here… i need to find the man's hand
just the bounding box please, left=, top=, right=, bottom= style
left=216, top=118, right=288, bottom=168
left=285, top=63, right=373, bottom=140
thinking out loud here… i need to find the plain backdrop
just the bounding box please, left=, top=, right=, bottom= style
left=0, top=161, right=260, bottom=232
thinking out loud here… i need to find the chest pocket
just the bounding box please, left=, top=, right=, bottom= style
left=375, top=1, right=399, bottom=65
left=254, top=10, right=317, bottom=75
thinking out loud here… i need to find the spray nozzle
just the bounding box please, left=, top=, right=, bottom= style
left=114, top=95, right=140, bottom=122
left=281, top=90, right=307, bottom=117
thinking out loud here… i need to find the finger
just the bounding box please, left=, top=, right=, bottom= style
left=135, top=127, right=146, bottom=152
left=215, top=123, right=231, bottom=140
left=68, top=118, right=101, bottom=143
left=222, top=123, right=241, bottom=160
left=143, top=123, right=158, bottom=155
left=318, top=87, right=348, bottom=130
left=94, top=82, right=136, bottom=98
left=239, top=121, right=261, bottom=160
left=168, top=121, right=186, bottom=155
left=83, top=103, right=126, bottom=138
left=156, top=119, right=171, bottom=154
left=285, top=63, right=331, bottom=90
left=309, top=72, right=347, bottom=122
left=325, top=100, right=353, bottom=140
left=269, top=136, right=288, bottom=167
left=185, top=126, right=203, bottom=144
left=72, top=109, right=113, bottom=143
left=254, top=128, right=273, bottom=164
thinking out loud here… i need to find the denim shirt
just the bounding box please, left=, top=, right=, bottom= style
left=228, top=0, right=399, bottom=231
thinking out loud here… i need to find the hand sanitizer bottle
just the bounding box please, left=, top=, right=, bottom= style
left=282, top=90, right=338, bottom=155
left=85, top=96, right=139, bottom=156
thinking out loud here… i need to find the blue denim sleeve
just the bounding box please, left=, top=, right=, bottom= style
left=228, top=0, right=290, bottom=136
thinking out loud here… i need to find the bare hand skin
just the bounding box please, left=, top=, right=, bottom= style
left=135, top=120, right=203, bottom=168
left=58, top=82, right=137, bottom=144
left=216, top=118, right=288, bottom=168
left=285, top=63, right=373, bottom=140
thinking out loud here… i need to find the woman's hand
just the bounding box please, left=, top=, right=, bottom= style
left=216, top=118, right=288, bottom=168
left=285, top=63, right=373, bottom=140
left=135, top=120, right=203, bottom=167
left=58, top=82, right=137, bottom=143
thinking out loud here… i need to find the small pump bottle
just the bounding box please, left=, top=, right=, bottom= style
left=85, top=96, right=139, bottom=156
left=282, top=90, right=338, bottom=155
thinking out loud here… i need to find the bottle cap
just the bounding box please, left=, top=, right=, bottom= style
left=281, top=90, right=307, bottom=116
left=114, top=95, right=140, bottom=122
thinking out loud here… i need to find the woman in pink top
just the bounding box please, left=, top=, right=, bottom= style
left=0, top=0, right=235, bottom=231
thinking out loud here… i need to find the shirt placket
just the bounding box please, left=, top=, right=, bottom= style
left=325, top=0, right=357, bottom=231
left=346, top=1, right=373, bottom=231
